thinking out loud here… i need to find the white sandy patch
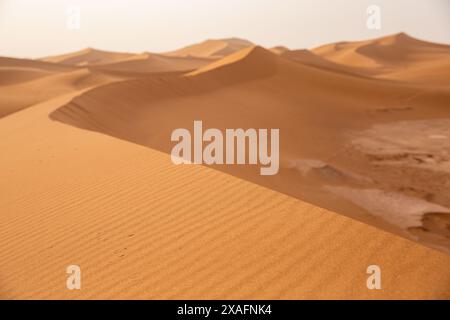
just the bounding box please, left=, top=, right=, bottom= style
left=287, top=159, right=327, bottom=174
left=325, top=186, right=450, bottom=229
left=351, top=119, right=450, bottom=171
left=288, top=159, right=373, bottom=184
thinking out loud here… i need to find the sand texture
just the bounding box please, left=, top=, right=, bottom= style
left=1, top=33, right=449, bottom=299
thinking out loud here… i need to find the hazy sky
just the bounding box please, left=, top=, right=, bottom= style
left=0, top=0, right=449, bottom=58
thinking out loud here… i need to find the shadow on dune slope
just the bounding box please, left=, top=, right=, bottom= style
left=50, top=44, right=450, bottom=253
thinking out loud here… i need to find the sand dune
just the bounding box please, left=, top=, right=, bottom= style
left=0, top=92, right=449, bottom=299
left=0, top=57, right=76, bottom=86
left=0, top=68, right=127, bottom=118
left=166, top=38, right=254, bottom=58
left=187, top=46, right=278, bottom=79
left=41, top=47, right=219, bottom=73
left=270, top=46, right=290, bottom=55
left=313, top=33, right=450, bottom=86
left=1, top=33, right=450, bottom=299
left=279, top=49, right=374, bottom=78
left=0, top=55, right=130, bottom=118
left=377, top=58, right=450, bottom=86
left=41, top=48, right=136, bottom=66
left=51, top=44, right=450, bottom=252
left=0, top=50, right=209, bottom=118
left=93, top=52, right=215, bottom=74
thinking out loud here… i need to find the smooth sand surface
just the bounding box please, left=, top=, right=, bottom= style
left=0, top=93, right=449, bottom=299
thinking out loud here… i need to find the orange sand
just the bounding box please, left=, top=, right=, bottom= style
left=1, top=33, right=449, bottom=299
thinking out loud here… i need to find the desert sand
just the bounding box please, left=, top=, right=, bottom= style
left=166, top=38, right=254, bottom=58
left=41, top=48, right=137, bottom=66
left=52, top=37, right=450, bottom=252
left=0, top=33, right=449, bottom=299
left=313, top=33, right=450, bottom=86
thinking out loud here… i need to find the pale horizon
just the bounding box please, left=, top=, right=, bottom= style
left=0, top=0, right=449, bottom=59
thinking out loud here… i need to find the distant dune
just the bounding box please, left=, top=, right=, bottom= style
left=279, top=49, right=373, bottom=78
left=313, top=32, right=450, bottom=86
left=165, top=38, right=254, bottom=58
left=0, top=57, right=76, bottom=86
left=40, top=48, right=137, bottom=66
left=0, top=48, right=217, bottom=118
left=0, top=68, right=127, bottom=118
left=40, top=47, right=216, bottom=73
left=270, top=46, right=290, bottom=55
left=93, top=52, right=216, bottom=74
left=1, top=34, right=450, bottom=299
left=187, top=46, right=278, bottom=78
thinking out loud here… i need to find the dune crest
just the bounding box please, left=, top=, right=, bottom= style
left=270, top=46, right=290, bottom=55
left=0, top=57, right=76, bottom=86
left=313, top=33, right=450, bottom=86
left=40, top=47, right=137, bottom=66
left=279, top=49, right=373, bottom=77
left=166, top=38, right=254, bottom=58
left=94, top=52, right=215, bottom=74
left=187, top=46, right=279, bottom=80
left=0, top=67, right=129, bottom=118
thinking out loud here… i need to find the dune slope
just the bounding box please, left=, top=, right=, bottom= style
left=0, top=92, right=449, bottom=299
left=0, top=57, right=76, bottom=86
left=166, top=38, right=254, bottom=58
left=51, top=46, right=450, bottom=252
left=40, top=48, right=136, bottom=66
left=313, top=33, right=450, bottom=86
left=0, top=68, right=126, bottom=118
left=2, top=34, right=450, bottom=299
left=280, top=49, right=374, bottom=78
left=93, top=52, right=216, bottom=74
